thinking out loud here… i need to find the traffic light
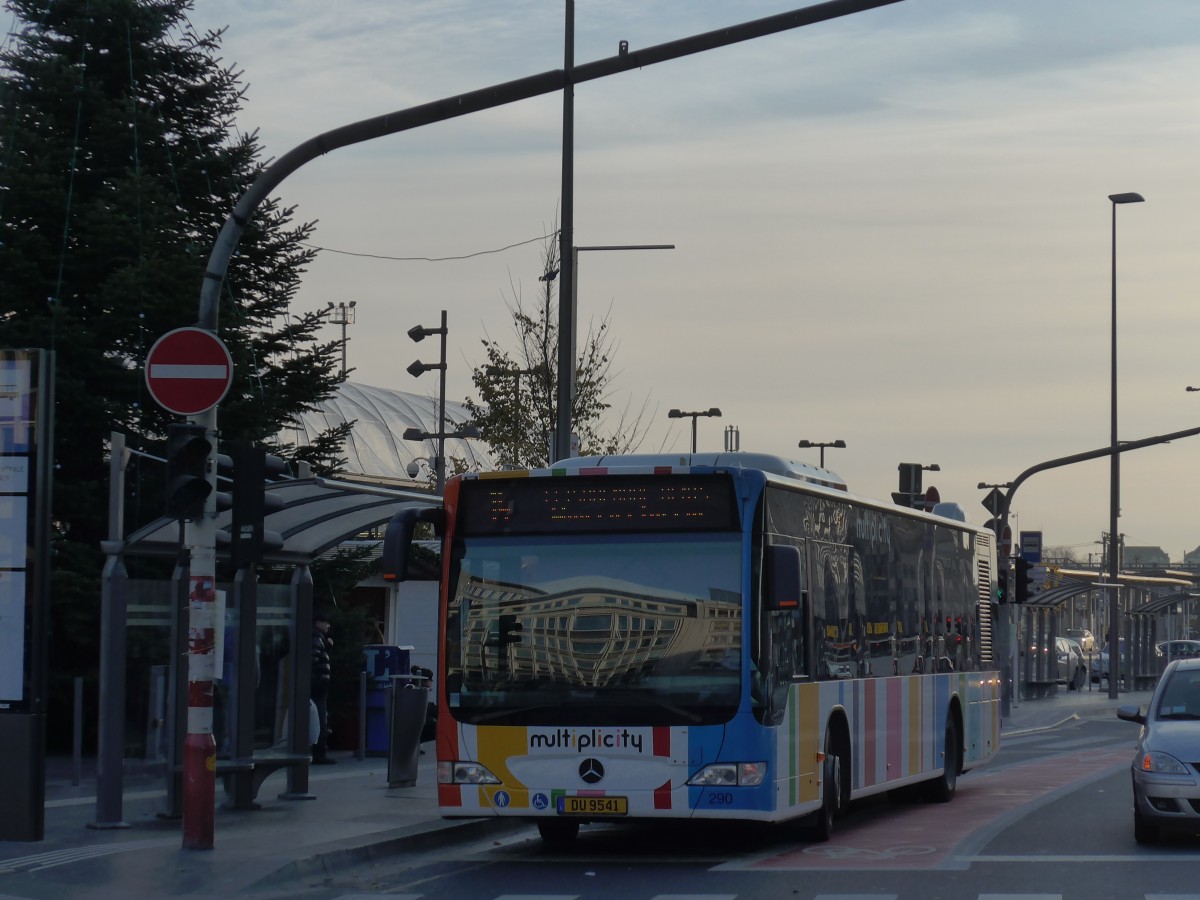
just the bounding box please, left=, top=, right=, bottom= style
left=995, top=568, right=1009, bottom=603
left=892, top=462, right=923, bottom=508
left=166, top=423, right=212, bottom=520
left=228, top=440, right=287, bottom=568
left=1014, top=557, right=1034, bottom=603
left=497, top=613, right=524, bottom=646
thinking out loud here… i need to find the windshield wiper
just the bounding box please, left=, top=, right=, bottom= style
left=595, top=689, right=705, bottom=723
left=466, top=704, right=563, bottom=724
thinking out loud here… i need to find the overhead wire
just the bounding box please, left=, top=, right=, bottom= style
left=299, top=231, right=555, bottom=263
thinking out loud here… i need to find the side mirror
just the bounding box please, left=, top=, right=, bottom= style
left=765, top=544, right=803, bottom=611
left=1116, top=704, right=1146, bottom=725
left=381, top=505, right=445, bottom=582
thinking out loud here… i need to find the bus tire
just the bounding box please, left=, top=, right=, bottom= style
left=807, top=730, right=841, bottom=842
left=923, top=715, right=959, bottom=803
left=537, top=819, right=580, bottom=845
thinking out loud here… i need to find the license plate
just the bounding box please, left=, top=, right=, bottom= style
left=557, top=795, right=628, bottom=816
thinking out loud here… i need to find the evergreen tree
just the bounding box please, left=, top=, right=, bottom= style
left=0, top=0, right=348, bottom=745
left=464, top=229, right=656, bottom=467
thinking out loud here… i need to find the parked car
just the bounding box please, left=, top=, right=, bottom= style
left=1116, top=657, right=1200, bottom=843
left=1093, top=638, right=1127, bottom=685
left=1055, top=636, right=1087, bottom=690
left=1067, top=628, right=1096, bottom=652
left=1156, top=639, right=1200, bottom=660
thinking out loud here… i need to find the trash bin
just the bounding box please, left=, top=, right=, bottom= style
left=363, top=645, right=412, bottom=755
left=387, top=675, right=429, bottom=788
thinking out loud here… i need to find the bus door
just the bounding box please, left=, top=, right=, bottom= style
left=756, top=543, right=808, bottom=725
left=809, top=541, right=854, bottom=681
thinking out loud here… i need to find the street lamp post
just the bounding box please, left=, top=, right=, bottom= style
left=408, top=310, right=449, bottom=492
left=668, top=407, right=721, bottom=454
left=402, top=424, right=481, bottom=493
left=326, top=301, right=357, bottom=376
left=1107, top=191, right=1144, bottom=699
left=797, top=439, right=845, bottom=468
left=553, top=243, right=674, bottom=462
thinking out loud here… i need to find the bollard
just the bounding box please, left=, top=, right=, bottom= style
left=357, top=671, right=367, bottom=761
left=73, top=677, right=83, bottom=787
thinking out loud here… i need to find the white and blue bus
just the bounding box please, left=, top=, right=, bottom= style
left=385, top=452, right=1001, bottom=843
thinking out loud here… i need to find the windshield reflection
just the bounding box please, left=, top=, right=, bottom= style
left=445, top=534, right=742, bottom=726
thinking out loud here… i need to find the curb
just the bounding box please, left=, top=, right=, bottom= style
left=255, top=816, right=530, bottom=888
left=1001, top=712, right=1081, bottom=738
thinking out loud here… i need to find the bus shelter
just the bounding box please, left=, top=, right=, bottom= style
left=1015, top=571, right=1196, bottom=701
left=98, top=476, right=437, bottom=823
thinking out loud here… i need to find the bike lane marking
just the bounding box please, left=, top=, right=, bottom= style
left=718, top=745, right=1131, bottom=871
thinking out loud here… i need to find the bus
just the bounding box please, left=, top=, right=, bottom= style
left=384, top=452, right=1002, bottom=843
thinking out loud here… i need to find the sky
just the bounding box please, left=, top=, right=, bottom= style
left=37, top=1, right=1200, bottom=559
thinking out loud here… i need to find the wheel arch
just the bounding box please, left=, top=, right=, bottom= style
left=825, top=706, right=852, bottom=807
left=945, top=694, right=964, bottom=776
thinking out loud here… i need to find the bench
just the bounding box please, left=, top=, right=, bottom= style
left=216, top=753, right=312, bottom=810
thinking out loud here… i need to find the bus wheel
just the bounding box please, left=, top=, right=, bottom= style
left=923, top=716, right=959, bottom=803
left=808, top=731, right=841, bottom=842
left=537, top=819, right=580, bottom=845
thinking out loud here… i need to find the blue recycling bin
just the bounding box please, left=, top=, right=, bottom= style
left=363, top=645, right=413, bottom=755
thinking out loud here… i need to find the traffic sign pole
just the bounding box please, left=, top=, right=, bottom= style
left=144, top=328, right=228, bottom=849
left=181, top=408, right=218, bottom=850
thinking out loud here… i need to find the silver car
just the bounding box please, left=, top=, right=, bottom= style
left=1117, top=657, right=1200, bottom=843
left=1055, top=636, right=1087, bottom=690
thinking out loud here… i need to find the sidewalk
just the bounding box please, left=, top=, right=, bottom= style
left=0, top=686, right=1154, bottom=900
left=1001, top=681, right=1153, bottom=735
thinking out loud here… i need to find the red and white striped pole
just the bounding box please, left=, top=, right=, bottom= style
left=182, top=413, right=218, bottom=849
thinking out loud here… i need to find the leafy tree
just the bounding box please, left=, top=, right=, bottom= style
left=464, top=229, right=656, bottom=467
left=0, top=0, right=348, bottom=746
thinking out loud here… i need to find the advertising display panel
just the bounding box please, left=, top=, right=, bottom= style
left=0, top=349, right=53, bottom=840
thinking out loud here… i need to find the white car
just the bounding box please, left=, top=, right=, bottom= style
left=1056, top=637, right=1087, bottom=690
left=1067, top=628, right=1096, bottom=652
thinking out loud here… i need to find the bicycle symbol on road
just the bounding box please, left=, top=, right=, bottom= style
left=802, top=844, right=936, bottom=860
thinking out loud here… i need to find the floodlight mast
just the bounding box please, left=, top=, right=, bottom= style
left=185, top=0, right=907, bottom=849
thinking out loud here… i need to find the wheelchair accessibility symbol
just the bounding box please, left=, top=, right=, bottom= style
left=532, top=793, right=549, bottom=810
left=493, top=791, right=510, bottom=808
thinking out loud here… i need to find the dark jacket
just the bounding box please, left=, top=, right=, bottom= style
left=312, top=628, right=332, bottom=693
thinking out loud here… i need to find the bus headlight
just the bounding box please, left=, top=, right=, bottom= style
left=687, top=762, right=766, bottom=787
left=438, top=761, right=501, bottom=785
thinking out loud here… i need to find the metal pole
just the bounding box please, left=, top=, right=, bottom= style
left=1109, top=198, right=1120, bottom=700
left=555, top=0, right=575, bottom=464
left=93, top=431, right=130, bottom=828
left=691, top=415, right=698, bottom=454
left=436, top=310, right=447, bottom=493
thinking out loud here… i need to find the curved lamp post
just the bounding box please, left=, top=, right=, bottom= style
left=1106, top=191, right=1144, bottom=699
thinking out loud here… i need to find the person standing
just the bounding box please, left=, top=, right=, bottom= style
left=311, top=612, right=335, bottom=764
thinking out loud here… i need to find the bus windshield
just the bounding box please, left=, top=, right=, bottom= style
left=444, top=532, right=742, bottom=727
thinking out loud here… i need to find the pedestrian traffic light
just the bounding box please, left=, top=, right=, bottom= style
left=228, top=440, right=287, bottom=568
left=1014, top=557, right=1034, bottom=603
left=166, top=423, right=212, bottom=520
left=996, top=568, right=1009, bottom=604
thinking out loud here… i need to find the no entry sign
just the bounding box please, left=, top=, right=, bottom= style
left=145, top=327, right=234, bottom=416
